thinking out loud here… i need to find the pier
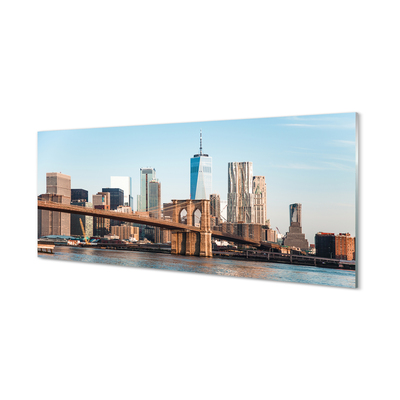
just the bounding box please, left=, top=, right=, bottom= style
left=38, top=244, right=55, bottom=254
left=213, top=249, right=355, bottom=270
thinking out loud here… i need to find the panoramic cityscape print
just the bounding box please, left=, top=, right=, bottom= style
left=38, top=113, right=358, bottom=288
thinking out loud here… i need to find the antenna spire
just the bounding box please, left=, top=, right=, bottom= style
left=200, top=129, right=203, bottom=155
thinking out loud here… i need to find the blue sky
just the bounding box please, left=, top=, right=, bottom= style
left=38, top=112, right=357, bottom=243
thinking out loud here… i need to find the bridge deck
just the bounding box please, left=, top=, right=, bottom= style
left=38, top=200, right=267, bottom=247
left=38, top=200, right=203, bottom=231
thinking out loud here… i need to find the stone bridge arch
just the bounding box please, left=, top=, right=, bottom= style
left=179, top=208, right=188, bottom=224
left=172, top=199, right=210, bottom=230
left=171, top=199, right=212, bottom=257
left=193, top=208, right=202, bottom=227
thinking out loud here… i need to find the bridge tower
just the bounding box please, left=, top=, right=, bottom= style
left=171, top=199, right=212, bottom=257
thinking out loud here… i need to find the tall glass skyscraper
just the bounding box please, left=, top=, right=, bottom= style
left=149, top=179, right=161, bottom=218
left=138, top=168, right=156, bottom=211
left=190, top=130, right=212, bottom=200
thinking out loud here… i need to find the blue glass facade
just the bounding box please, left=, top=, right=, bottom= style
left=190, top=155, right=212, bottom=199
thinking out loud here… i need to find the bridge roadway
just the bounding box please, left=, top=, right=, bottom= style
left=38, top=200, right=272, bottom=249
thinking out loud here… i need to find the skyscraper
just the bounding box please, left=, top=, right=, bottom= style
left=283, top=203, right=309, bottom=250
left=71, top=189, right=88, bottom=202
left=210, top=193, right=221, bottom=228
left=101, top=188, right=124, bottom=228
left=210, top=194, right=221, bottom=218
left=38, top=172, right=71, bottom=237
left=110, top=176, right=133, bottom=209
left=227, top=162, right=254, bottom=223
left=93, top=192, right=110, bottom=208
left=290, top=203, right=302, bottom=226
left=38, top=193, right=71, bottom=237
left=46, top=172, right=71, bottom=197
left=253, top=176, right=267, bottom=225
left=190, top=130, right=212, bottom=200
left=149, top=179, right=161, bottom=219
left=102, top=188, right=124, bottom=210
left=149, top=179, right=162, bottom=243
left=70, top=201, right=93, bottom=238
left=92, top=192, right=111, bottom=237
left=138, top=168, right=156, bottom=211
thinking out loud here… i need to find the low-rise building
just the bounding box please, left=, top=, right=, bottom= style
left=218, top=222, right=277, bottom=243
left=315, top=232, right=355, bottom=260
left=111, top=224, right=139, bottom=241
left=335, top=233, right=355, bottom=260
left=116, top=205, right=132, bottom=214
left=315, top=232, right=336, bottom=258
left=265, top=228, right=277, bottom=242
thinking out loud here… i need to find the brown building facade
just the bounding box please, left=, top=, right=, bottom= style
left=111, top=225, right=139, bottom=241
left=265, top=228, right=277, bottom=242
left=38, top=193, right=71, bottom=237
left=315, top=232, right=356, bottom=260
left=335, top=233, right=355, bottom=260
left=218, top=222, right=276, bottom=243
left=38, top=172, right=71, bottom=237
left=46, top=172, right=71, bottom=197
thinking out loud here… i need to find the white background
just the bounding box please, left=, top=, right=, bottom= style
left=1, top=1, right=399, bottom=399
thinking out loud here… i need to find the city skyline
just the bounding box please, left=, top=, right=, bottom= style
left=37, top=113, right=357, bottom=243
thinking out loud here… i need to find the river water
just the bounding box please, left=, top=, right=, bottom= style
left=38, top=246, right=356, bottom=288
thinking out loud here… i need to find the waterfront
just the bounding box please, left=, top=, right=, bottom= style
left=38, top=246, right=356, bottom=288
